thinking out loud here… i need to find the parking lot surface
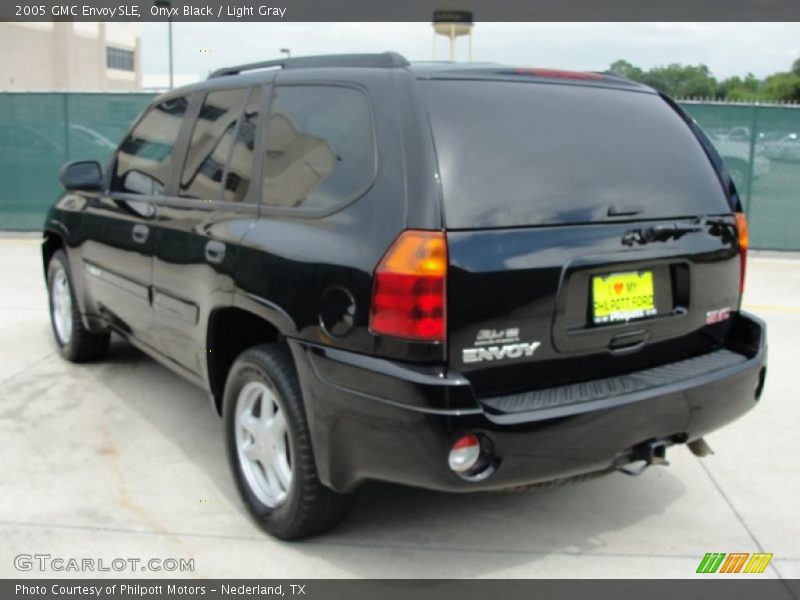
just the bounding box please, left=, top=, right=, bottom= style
left=1, top=235, right=798, bottom=579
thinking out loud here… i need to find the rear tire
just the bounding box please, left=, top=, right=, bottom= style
left=223, top=344, right=352, bottom=539
left=47, top=250, right=110, bottom=362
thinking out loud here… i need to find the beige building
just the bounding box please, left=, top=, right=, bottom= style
left=0, top=22, right=141, bottom=90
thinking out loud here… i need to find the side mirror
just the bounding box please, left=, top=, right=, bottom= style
left=60, top=160, right=103, bottom=191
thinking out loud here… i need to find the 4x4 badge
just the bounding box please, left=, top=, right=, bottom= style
left=463, top=341, right=541, bottom=364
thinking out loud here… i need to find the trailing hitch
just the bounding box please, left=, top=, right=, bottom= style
left=615, top=439, right=671, bottom=476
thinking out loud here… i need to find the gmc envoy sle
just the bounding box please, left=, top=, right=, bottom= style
left=43, top=53, right=767, bottom=539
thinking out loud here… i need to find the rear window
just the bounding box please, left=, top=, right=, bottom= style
left=421, top=80, right=730, bottom=229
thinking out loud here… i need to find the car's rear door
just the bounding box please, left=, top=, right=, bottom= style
left=150, top=84, right=266, bottom=377
left=421, top=78, right=741, bottom=399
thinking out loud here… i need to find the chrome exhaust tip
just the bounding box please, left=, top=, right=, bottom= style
left=688, top=437, right=714, bottom=457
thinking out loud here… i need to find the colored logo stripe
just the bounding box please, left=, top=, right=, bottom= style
left=696, top=553, right=773, bottom=574
left=745, top=553, right=773, bottom=574
left=720, top=553, right=749, bottom=573
left=697, top=553, right=726, bottom=573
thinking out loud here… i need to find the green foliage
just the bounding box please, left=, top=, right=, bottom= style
left=763, top=72, right=800, bottom=101
left=717, top=74, right=761, bottom=101
left=610, top=56, right=800, bottom=102
left=643, top=64, right=717, bottom=98
left=609, top=60, right=644, bottom=81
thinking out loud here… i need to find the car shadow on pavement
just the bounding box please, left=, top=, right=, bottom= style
left=90, top=337, right=688, bottom=576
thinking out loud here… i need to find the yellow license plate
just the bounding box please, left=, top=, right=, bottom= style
left=592, top=271, right=656, bottom=324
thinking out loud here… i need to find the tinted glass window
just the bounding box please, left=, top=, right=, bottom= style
left=112, top=96, right=188, bottom=196
left=180, top=88, right=252, bottom=201
left=422, top=81, right=730, bottom=229
left=223, top=88, right=262, bottom=203
left=262, top=86, right=373, bottom=210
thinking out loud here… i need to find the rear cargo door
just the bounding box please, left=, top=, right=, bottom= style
left=421, top=79, right=740, bottom=398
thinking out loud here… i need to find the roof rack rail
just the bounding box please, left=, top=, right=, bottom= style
left=208, top=52, right=409, bottom=79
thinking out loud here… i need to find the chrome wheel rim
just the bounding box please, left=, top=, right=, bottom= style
left=51, top=267, right=73, bottom=345
left=235, top=381, right=293, bottom=507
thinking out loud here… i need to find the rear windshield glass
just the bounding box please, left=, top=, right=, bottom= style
left=421, top=80, right=730, bottom=229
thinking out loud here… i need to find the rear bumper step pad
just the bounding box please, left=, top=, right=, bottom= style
left=481, top=348, right=748, bottom=415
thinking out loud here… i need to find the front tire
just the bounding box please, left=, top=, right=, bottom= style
left=223, top=344, right=352, bottom=539
left=47, top=250, right=110, bottom=362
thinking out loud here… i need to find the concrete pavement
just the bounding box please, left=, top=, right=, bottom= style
left=0, top=237, right=798, bottom=579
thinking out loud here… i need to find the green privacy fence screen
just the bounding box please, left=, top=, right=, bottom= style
left=680, top=101, right=800, bottom=251
left=0, top=92, right=154, bottom=231
left=1, top=92, right=799, bottom=249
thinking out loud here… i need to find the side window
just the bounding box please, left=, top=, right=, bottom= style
left=179, top=88, right=250, bottom=201
left=223, top=87, right=262, bottom=203
left=262, top=85, right=374, bottom=211
left=112, top=96, right=188, bottom=195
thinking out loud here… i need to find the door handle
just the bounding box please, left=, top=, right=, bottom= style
left=205, top=240, right=226, bottom=265
left=132, top=224, right=149, bottom=244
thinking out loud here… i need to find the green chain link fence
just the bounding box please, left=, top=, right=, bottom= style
left=1, top=92, right=799, bottom=250
left=0, top=92, right=153, bottom=230
left=680, top=100, right=800, bottom=251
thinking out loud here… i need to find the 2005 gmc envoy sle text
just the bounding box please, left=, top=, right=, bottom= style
left=42, top=52, right=768, bottom=539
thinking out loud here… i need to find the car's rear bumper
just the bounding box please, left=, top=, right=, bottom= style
left=289, top=312, right=767, bottom=493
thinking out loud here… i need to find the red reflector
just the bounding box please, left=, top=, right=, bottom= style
left=448, top=434, right=482, bottom=473
left=452, top=434, right=479, bottom=451
left=369, top=230, right=447, bottom=342
left=514, top=67, right=605, bottom=81
left=735, top=212, right=748, bottom=296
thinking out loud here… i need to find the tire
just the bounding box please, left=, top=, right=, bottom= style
left=47, top=250, right=110, bottom=362
left=223, top=344, right=353, bottom=539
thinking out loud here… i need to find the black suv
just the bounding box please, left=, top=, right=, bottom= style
left=43, top=53, right=767, bottom=539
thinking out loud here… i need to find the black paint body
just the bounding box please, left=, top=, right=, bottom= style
left=43, top=61, right=767, bottom=493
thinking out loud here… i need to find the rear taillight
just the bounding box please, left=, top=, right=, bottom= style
left=735, top=212, right=749, bottom=296
left=369, top=230, right=447, bottom=342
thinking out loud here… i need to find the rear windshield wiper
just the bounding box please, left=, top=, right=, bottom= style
left=622, top=216, right=729, bottom=246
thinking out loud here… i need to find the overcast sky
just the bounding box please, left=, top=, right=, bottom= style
left=141, top=22, right=800, bottom=87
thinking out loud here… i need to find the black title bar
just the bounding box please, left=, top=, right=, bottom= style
left=4, top=0, right=800, bottom=22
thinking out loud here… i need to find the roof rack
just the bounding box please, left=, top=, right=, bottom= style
left=208, top=52, right=409, bottom=79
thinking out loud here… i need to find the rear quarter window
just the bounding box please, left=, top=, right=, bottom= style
left=261, top=85, right=375, bottom=212
left=421, top=80, right=730, bottom=229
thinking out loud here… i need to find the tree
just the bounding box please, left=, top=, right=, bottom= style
left=718, top=73, right=761, bottom=101
left=609, top=59, right=644, bottom=80
left=608, top=58, right=800, bottom=101
left=763, top=72, right=800, bottom=102
left=641, top=63, right=718, bottom=98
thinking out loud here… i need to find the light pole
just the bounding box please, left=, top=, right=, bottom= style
left=154, top=0, right=174, bottom=89
left=280, top=48, right=291, bottom=59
